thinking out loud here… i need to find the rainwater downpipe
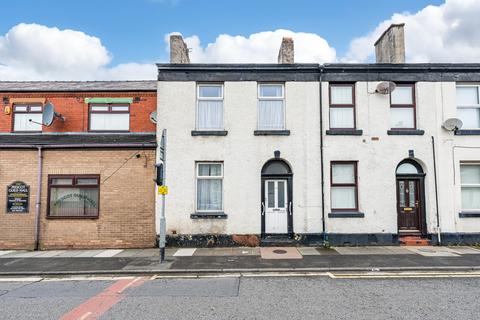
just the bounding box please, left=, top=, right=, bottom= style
left=431, top=136, right=441, bottom=245
left=319, top=70, right=327, bottom=245
left=34, top=146, right=43, bottom=251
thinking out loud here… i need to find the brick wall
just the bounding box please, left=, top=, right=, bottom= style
left=0, top=148, right=156, bottom=249
left=0, top=92, right=156, bottom=133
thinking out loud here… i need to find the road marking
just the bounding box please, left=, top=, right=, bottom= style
left=59, top=277, right=145, bottom=320
left=328, top=271, right=480, bottom=279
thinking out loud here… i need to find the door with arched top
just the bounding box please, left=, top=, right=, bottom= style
left=396, top=159, right=427, bottom=235
left=261, top=159, right=293, bottom=237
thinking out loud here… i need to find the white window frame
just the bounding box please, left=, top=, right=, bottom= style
left=195, top=162, right=224, bottom=212
left=88, top=103, right=130, bottom=132
left=257, top=83, right=286, bottom=130
left=196, top=84, right=224, bottom=131
left=456, top=84, right=480, bottom=129
left=460, top=162, right=480, bottom=211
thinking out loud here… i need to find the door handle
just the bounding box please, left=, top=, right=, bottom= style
left=289, top=202, right=292, bottom=215
left=261, top=202, right=265, bottom=216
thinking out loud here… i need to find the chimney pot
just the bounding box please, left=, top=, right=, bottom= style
left=374, top=23, right=405, bottom=63
left=170, top=34, right=190, bottom=64
left=278, top=37, right=294, bottom=64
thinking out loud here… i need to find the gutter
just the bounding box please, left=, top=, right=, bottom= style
left=0, top=143, right=157, bottom=149
left=34, top=147, right=43, bottom=250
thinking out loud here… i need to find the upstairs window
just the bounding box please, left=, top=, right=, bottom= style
left=197, top=84, right=223, bottom=130
left=329, top=84, right=355, bottom=129
left=457, top=85, right=480, bottom=129
left=48, top=175, right=100, bottom=218
left=390, top=84, right=416, bottom=129
left=89, top=104, right=130, bottom=131
left=460, top=164, right=480, bottom=211
left=258, top=84, right=285, bottom=130
left=12, top=104, right=42, bottom=132
left=331, top=161, right=358, bottom=211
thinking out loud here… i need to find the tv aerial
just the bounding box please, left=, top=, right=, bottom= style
left=149, top=111, right=157, bottom=124
left=375, top=81, right=397, bottom=94
left=442, top=118, right=463, bottom=131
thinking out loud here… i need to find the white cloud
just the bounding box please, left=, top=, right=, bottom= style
left=0, top=23, right=156, bottom=80
left=344, top=0, right=480, bottom=63
left=166, top=29, right=336, bottom=63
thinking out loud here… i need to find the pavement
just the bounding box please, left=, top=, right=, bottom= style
left=1, top=246, right=480, bottom=276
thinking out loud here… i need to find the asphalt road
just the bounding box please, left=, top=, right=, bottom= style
left=0, top=275, right=479, bottom=320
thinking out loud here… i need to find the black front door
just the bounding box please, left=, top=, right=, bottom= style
left=397, top=179, right=422, bottom=232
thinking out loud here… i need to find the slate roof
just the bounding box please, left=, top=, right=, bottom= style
left=0, top=81, right=157, bottom=92
left=0, top=133, right=156, bottom=148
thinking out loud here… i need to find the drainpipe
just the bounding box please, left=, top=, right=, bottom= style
left=431, top=136, right=441, bottom=245
left=34, top=147, right=43, bottom=251
left=319, top=69, right=327, bottom=245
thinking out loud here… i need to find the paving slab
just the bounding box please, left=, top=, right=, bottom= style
left=260, top=247, right=303, bottom=259
left=0, top=251, right=13, bottom=257
left=10, top=251, right=45, bottom=258
left=173, top=248, right=196, bottom=257
left=74, top=250, right=104, bottom=258
left=298, top=247, right=321, bottom=256
left=316, top=247, right=340, bottom=255
left=405, top=247, right=460, bottom=257
left=34, top=250, right=67, bottom=258
left=447, top=246, right=480, bottom=255
left=57, top=250, right=89, bottom=258
left=94, top=249, right=124, bottom=258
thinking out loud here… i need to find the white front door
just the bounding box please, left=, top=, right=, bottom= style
left=264, top=179, right=288, bottom=234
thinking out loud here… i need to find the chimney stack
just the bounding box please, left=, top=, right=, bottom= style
left=374, top=23, right=405, bottom=63
left=170, top=34, right=190, bottom=64
left=278, top=37, right=294, bottom=64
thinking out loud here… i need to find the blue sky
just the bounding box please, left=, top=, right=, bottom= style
left=2, top=0, right=443, bottom=66
left=1, top=0, right=478, bottom=80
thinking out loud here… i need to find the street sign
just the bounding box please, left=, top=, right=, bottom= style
left=158, top=185, right=168, bottom=195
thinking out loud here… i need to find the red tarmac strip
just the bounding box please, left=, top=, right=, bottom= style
left=59, top=277, right=145, bottom=320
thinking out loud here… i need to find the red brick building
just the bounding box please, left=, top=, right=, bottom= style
left=0, top=81, right=157, bottom=249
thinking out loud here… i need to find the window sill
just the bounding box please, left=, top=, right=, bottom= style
left=254, top=130, right=290, bottom=136
left=191, top=130, right=228, bottom=136
left=46, top=215, right=99, bottom=219
left=459, top=211, right=480, bottom=218
left=454, top=130, right=480, bottom=136
left=387, top=129, right=425, bottom=135
left=328, top=211, right=365, bottom=218
left=190, top=212, right=228, bottom=219
left=326, top=129, right=363, bottom=136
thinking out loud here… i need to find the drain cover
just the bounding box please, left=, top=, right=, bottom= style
left=273, top=249, right=287, bottom=254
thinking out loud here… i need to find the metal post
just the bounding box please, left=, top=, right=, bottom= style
left=159, top=129, right=167, bottom=263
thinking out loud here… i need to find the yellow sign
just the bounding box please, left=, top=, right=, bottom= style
left=158, top=185, right=169, bottom=195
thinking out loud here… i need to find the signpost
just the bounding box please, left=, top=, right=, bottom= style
left=158, top=129, right=167, bottom=263
left=6, top=181, right=30, bottom=213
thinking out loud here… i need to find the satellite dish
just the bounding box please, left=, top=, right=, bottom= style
left=42, top=102, right=64, bottom=126
left=149, top=111, right=157, bottom=124
left=375, top=81, right=396, bottom=94
left=442, top=118, right=463, bottom=131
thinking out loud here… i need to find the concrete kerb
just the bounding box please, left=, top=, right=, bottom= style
left=1, top=265, right=480, bottom=277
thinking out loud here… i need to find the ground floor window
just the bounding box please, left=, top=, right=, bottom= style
left=460, top=163, right=480, bottom=210
left=196, top=162, right=223, bottom=211
left=331, top=161, right=358, bottom=211
left=48, top=175, right=100, bottom=218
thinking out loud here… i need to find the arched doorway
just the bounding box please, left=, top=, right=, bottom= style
left=261, top=159, right=293, bottom=237
left=396, top=159, right=427, bottom=236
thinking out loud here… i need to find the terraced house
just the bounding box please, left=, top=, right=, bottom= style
left=158, top=24, right=480, bottom=247
left=0, top=81, right=157, bottom=249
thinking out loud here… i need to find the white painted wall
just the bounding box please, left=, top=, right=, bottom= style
left=157, top=81, right=322, bottom=235
left=157, top=79, right=480, bottom=237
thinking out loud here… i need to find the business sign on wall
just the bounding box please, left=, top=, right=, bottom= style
left=6, top=181, right=30, bottom=213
